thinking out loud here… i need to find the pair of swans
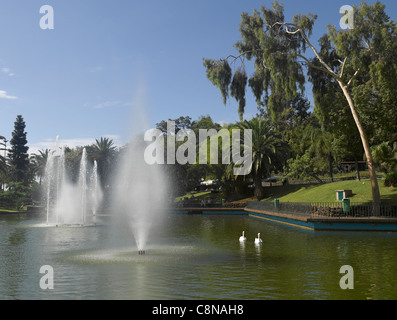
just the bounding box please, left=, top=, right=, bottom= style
left=239, top=231, right=263, bottom=244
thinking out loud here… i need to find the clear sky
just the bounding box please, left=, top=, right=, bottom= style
left=0, top=0, right=395, bottom=154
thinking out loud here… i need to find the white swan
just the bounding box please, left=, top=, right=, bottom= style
left=255, top=233, right=263, bottom=244
left=239, top=231, right=247, bottom=242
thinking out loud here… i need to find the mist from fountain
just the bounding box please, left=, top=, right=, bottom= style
left=43, top=139, right=103, bottom=226
left=90, top=160, right=103, bottom=220
left=112, top=136, right=168, bottom=253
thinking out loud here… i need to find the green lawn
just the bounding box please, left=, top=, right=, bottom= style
left=262, top=179, right=397, bottom=203
left=174, top=191, right=212, bottom=202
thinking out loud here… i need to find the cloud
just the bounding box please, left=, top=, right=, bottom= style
left=0, top=90, right=17, bottom=100
left=89, top=66, right=103, bottom=73
left=1, top=67, right=15, bottom=77
left=29, top=135, right=124, bottom=155
left=93, top=101, right=132, bottom=110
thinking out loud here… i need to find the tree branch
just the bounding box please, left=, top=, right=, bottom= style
left=221, top=51, right=253, bottom=66
left=272, top=22, right=340, bottom=81
left=346, top=69, right=360, bottom=89
left=339, top=57, right=347, bottom=80
left=297, top=54, right=336, bottom=78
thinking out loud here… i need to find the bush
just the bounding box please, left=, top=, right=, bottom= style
left=0, top=182, right=33, bottom=210
left=384, top=171, right=397, bottom=187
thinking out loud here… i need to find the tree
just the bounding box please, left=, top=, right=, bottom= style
left=156, top=116, right=193, bottom=134
left=0, top=136, right=7, bottom=175
left=8, top=115, right=30, bottom=185
left=88, top=137, right=117, bottom=188
left=371, top=142, right=397, bottom=174
left=203, top=1, right=397, bottom=208
left=31, top=149, right=51, bottom=185
left=303, top=122, right=335, bottom=181
left=0, top=136, right=8, bottom=191
left=229, top=118, right=284, bottom=199
left=285, top=151, right=326, bottom=183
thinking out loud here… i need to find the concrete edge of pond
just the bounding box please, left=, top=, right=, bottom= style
left=246, top=208, right=397, bottom=232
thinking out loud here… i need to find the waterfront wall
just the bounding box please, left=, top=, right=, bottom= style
left=246, top=201, right=397, bottom=232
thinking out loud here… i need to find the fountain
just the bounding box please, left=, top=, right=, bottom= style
left=112, top=135, right=167, bottom=255
left=89, top=160, right=103, bottom=224
left=43, top=138, right=103, bottom=226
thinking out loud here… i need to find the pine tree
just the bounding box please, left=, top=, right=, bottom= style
left=8, top=115, right=30, bottom=185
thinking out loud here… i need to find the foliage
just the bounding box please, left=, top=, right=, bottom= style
left=87, top=137, right=117, bottom=188
left=0, top=182, right=32, bottom=210
left=202, top=59, right=232, bottom=106
left=371, top=142, right=397, bottom=174
left=228, top=117, right=285, bottom=199
left=327, top=2, right=397, bottom=144
left=383, top=172, right=397, bottom=188
left=203, top=1, right=313, bottom=122
left=8, top=115, right=31, bottom=185
left=202, top=0, right=397, bottom=205
left=30, top=149, right=50, bottom=184
left=0, top=136, right=7, bottom=177
left=156, top=116, right=193, bottom=134
left=285, top=150, right=327, bottom=183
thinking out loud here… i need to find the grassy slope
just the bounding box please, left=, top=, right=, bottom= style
left=262, top=179, right=397, bottom=203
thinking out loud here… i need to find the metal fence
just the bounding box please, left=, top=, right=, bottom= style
left=173, top=199, right=222, bottom=208
left=247, top=201, right=397, bottom=219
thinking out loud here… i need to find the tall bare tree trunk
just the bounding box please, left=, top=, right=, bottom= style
left=339, top=82, right=381, bottom=214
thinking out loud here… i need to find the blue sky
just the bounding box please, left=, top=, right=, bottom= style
left=0, top=0, right=395, bottom=154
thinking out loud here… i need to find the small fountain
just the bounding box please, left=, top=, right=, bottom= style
left=89, top=160, right=103, bottom=224
left=43, top=138, right=103, bottom=226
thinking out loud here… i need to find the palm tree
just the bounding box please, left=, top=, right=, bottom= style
left=228, top=118, right=283, bottom=200
left=31, top=149, right=51, bottom=185
left=88, top=137, right=117, bottom=188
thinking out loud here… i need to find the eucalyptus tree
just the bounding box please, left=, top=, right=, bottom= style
left=203, top=1, right=397, bottom=207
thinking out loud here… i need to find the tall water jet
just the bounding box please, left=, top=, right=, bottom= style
left=112, top=135, right=167, bottom=254
left=89, top=160, right=103, bottom=222
left=78, top=148, right=88, bottom=225
left=45, top=152, right=55, bottom=225
left=43, top=139, right=101, bottom=226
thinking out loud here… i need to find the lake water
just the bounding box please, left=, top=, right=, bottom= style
left=1, top=212, right=397, bottom=300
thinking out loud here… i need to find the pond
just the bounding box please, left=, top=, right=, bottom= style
left=0, top=212, right=396, bottom=300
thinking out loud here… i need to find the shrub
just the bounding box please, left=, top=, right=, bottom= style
left=383, top=171, right=397, bottom=187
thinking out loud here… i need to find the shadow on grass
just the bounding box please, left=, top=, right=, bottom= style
left=261, top=184, right=319, bottom=201
left=380, top=193, right=397, bottom=204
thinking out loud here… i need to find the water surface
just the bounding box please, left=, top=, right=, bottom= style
left=0, top=213, right=396, bottom=300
